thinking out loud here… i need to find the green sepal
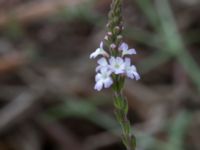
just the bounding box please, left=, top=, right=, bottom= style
left=122, top=135, right=129, bottom=149
left=114, top=96, right=122, bottom=109
left=130, top=135, right=136, bottom=149
left=123, top=122, right=131, bottom=135
left=121, top=97, right=128, bottom=114
left=115, top=110, right=123, bottom=124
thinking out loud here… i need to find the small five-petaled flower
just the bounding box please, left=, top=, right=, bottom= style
left=90, top=41, right=140, bottom=91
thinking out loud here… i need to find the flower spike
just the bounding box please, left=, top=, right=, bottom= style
left=90, top=0, right=140, bottom=149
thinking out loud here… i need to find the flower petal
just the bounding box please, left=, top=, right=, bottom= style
left=119, top=42, right=128, bottom=51
left=90, top=48, right=100, bottom=59
left=128, top=48, right=137, bottom=54
left=124, top=58, right=131, bottom=66
left=95, top=65, right=101, bottom=72
left=130, top=65, right=136, bottom=72
left=95, top=73, right=102, bottom=82
left=100, top=67, right=109, bottom=74
left=97, top=57, right=108, bottom=66
left=103, top=78, right=113, bottom=88
left=115, top=69, right=124, bottom=74
left=116, top=57, right=124, bottom=64
left=127, top=73, right=134, bottom=79
left=100, top=41, right=103, bottom=49
left=122, top=49, right=136, bottom=56
left=133, top=72, right=140, bottom=80
left=89, top=52, right=97, bottom=59
left=109, top=57, right=115, bottom=66
left=94, top=81, right=103, bottom=91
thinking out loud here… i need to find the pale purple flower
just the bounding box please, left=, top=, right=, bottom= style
left=94, top=68, right=113, bottom=91
left=90, top=42, right=109, bottom=59
left=124, top=58, right=140, bottom=80
left=109, top=57, right=125, bottom=74
left=119, top=42, right=136, bottom=56
left=96, top=57, right=109, bottom=72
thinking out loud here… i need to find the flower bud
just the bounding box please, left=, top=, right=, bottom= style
left=110, top=43, right=116, bottom=49
left=107, top=32, right=112, bottom=36
left=106, top=23, right=110, bottom=28
left=117, top=35, right=123, bottom=40
left=104, top=35, right=109, bottom=41
left=114, top=26, right=121, bottom=33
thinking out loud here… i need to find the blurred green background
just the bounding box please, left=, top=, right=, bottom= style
left=0, top=0, right=199, bottom=150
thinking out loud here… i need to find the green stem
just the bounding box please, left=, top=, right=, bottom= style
left=114, top=90, right=136, bottom=150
